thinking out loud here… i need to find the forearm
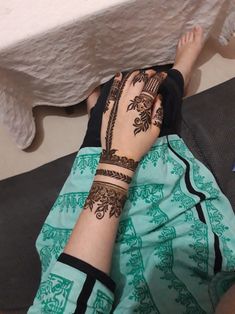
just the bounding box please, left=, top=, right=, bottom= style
left=63, top=202, right=121, bottom=274
left=63, top=162, right=134, bottom=274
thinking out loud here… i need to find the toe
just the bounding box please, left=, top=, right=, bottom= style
left=178, top=37, right=183, bottom=48
left=178, top=34, right=184, bottom=47
left=188, top=30, right=194, bottom=42
left=181, top=34, right=187, bottom=45
left=185, top=32, right=191, bottom=43
left=194, top=25, right=203, bottom=41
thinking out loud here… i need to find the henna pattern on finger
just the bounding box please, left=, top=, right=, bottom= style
left=153, top=105, right=163, bottom=128
left=127, top=73, right=166, bottom=135
left=104, top=73, right=121, bottom=113
left=84, top=181, right=127, bottom=219
left=142, top=73, right=163, bottom=98
left=96, top=169, right=132, bottom=184
left=132, top=70, right=149, bottom=86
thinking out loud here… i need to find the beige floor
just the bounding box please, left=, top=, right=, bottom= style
left=0, top=36, right=235, bottom=181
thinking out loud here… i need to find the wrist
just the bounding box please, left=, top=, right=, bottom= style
left=95, top=162, right=134, bottom=191
left=99, top=149, right=139, bottom=173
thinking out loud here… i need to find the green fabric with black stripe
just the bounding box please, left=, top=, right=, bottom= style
left=28, top=134, right=235, bottom=313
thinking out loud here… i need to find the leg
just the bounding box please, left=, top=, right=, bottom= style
left=173, top=25, right=204, bottom=89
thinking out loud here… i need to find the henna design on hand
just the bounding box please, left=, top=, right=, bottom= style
left=104, top=73, right=121, bottom=113
left=127, top=93, right=153, bottom=135
left=153, top=105, right=163, bottom=128
left=127, top=73, right=165, bottom=135
left=84, top=181, right=127, bottom=219
left=105, top=72, right=132, bottom=152
left=142, top=74, right=163, bottom=98
left=96, top=169, right=132, bottom=184
left=103, top=71, right=139, bottom=168
left=132, top=70, right=149, bottom=86
left=132, top=112, right=152, bottom=135
left=127, top=94, right=152, bottom=112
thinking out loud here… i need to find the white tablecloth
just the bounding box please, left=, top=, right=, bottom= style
left=0, top=0, right=234, bottom=149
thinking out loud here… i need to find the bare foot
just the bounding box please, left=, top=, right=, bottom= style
left=87, top=86, right=101, bottom=117
left=173, top=26, right=204, bottom=89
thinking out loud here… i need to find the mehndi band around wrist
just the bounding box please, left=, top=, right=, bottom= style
left=96, top=169, right=132, bottom=184
left=100, top=149, right=138, bottom=172
left=84, top=180, right=127, bottom=219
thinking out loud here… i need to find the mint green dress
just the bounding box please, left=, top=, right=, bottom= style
left=28, top=135, right=235, bottom=313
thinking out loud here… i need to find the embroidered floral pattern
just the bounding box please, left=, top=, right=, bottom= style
left=154, top=226, right=206, bottom=313
left=205, top=200, right=235, bottom=270
left=140, top=144, right=168, bottom=169
left=72, top=153, right=100, bottom=175
left=36, top=273, right=73, bottom=313
left=169, top=139, right=219, bottom=198
left=52, top=192, right=89, bottom=213
left=147, top=204, right=169, bottom=226
left=167, top=154, right=184, bottom=176
left=128, top=184, right=164, bottom=206
left=171, top=181, right=196, bottom=209
left=38, top=224, right=72, bottom=273
left=92, top=290, right=113, bottom=313
left=185, top=210, right=209, bottom=280
left=116, top=218, right=160, bottom=313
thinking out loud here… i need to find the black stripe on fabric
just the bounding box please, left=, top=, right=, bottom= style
left=58, top=253, right=116, bottom=292
left=167, top=138, right=206, bottom=203
left=214, top=234, right=223, bottom=273
left=74, top=275, right=95, bottom=314
left=195, top=203, right=206, bottom=224
left=167, top=137, right=223, bottom=273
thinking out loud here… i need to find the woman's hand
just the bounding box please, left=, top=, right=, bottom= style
left=64, top=69, right=166, bottom=276
left=100, top=70, right=165, bottom=168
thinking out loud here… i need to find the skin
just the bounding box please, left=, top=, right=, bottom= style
left=173, top=26, right=204, bottom=87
